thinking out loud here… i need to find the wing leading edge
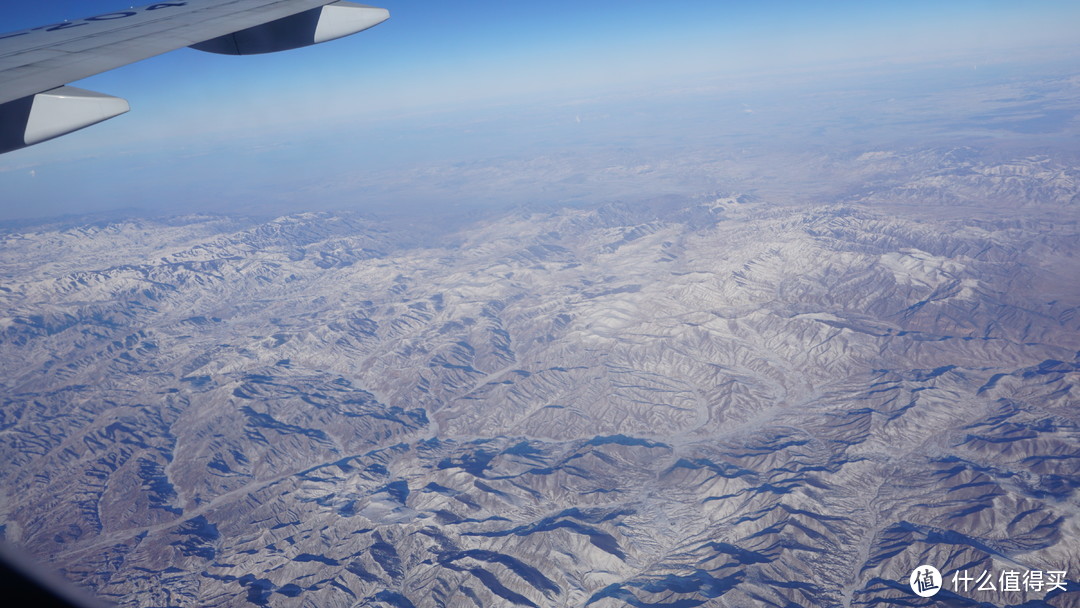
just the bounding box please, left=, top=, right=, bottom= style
left=0, top=0, right=389, bottom=154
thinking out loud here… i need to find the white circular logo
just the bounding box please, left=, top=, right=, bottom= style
left=910, top=565, right=942, bottom=597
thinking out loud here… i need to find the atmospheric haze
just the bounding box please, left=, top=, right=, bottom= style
left=1, top=1, right=1080, bottom=608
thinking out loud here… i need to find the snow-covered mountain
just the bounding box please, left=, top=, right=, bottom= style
left=1, top=152, right=1078, bottom=607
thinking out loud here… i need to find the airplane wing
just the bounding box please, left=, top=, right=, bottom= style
left=0, top=0, right=389, bottom=154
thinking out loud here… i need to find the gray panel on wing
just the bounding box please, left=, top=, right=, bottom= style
left=0, top=0, right=335, bottom=105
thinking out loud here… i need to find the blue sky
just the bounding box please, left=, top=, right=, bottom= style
left=1, top=1, right=1079, bottom=220
left=6, top=1, right=1078, bottom=113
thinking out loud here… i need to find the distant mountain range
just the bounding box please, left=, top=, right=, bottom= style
left=1, top=149, right=1078, bottom=607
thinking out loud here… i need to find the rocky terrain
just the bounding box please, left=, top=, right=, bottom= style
left=1, top=149, right=1079, bottom=607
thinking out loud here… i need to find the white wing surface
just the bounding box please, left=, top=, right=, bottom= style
left=0, top=0, right=389, bottom=153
